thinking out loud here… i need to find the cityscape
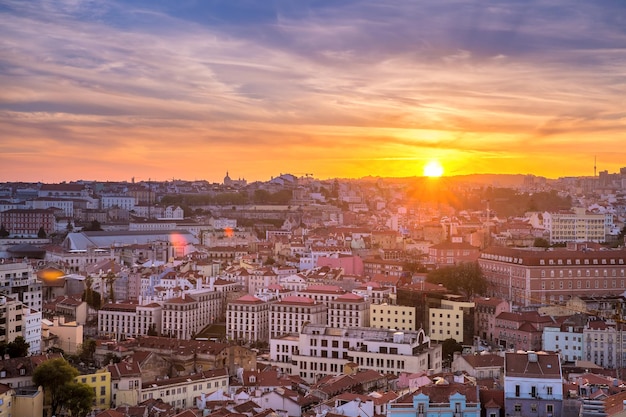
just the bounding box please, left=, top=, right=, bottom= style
left=0, top=168, right=626, bottom=417
left=2, top=1, right=626, bottom=417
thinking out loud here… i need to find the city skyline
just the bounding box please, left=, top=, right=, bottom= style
left=2, top=0, right=626, bottom=183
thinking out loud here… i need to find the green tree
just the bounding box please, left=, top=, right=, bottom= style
left=37, top=226, right=47, bottom=238
left=33, top=358, right=80, bottom=417
left=59, top=381, right=95, bottom=417
left=426, top=262, right=487, bottom=298
left=79, top=339, right=97, bottom=363
left=0, top=224, right=9, bottom=238
left=6, top=336, right=30, bottom=358
left=84, top=219, right=102, bottom=231
left=533, top=237, right=550, bottom=248
left=441, top=337, right=463, bottom=366
left=82, top=275, right=102, bottom=310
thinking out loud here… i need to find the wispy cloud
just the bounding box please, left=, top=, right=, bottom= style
left=1, top=0, right=625, bottom=181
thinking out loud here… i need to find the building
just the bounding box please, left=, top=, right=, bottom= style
left=226, top=295, right=270, bottom=343
left=474, top=297, right=510, bottom=343
left=428, top=298, right=475, bottom=344
left=370, top=303, right=418, bottom=332
left=139, top=369, right=229, bottom=409
left=327, top=293, right=370, bottom=329
left=388, top=382, right=480, bottom=417
left=543, top=208, right=613, bottom=244
left=107, top=359, right=142, bottom=407
left=275, top=324, right=441, bottom=383
left=428, top=237, right=481, bottom=267
left=269, top=296, right=327, bottom=339
left=504, top=351, right=563, bottom=417
left=478, top=245, right=626, bottom=307
left=161, top=289, right=222, bottom=340
left=0, top=208, right=56, bottom=236
left=0, top=261, right=42, bottom=312
left=76, top=368, right=112, bottom=411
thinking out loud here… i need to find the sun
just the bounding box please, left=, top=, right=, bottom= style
left=423, top=160, right=444, bottom=177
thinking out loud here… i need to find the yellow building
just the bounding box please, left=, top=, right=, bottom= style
left=0, top=383, right=13, bottom=416
left=76, top=368, right=111, bottom=411
left=11, top=386, right=43, bottom=417
left=370, top=303, right=417, bottom=331
left=429, top=299, right=475, bottom=343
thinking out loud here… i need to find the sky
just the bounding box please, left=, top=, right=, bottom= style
left=1, top=0, right=626, bottom=184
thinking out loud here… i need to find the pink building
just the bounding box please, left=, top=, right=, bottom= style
left=474, top=297, right=510, bottom=343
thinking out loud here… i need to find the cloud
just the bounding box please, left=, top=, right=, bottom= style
left=1, top=0, right=625, bottom=182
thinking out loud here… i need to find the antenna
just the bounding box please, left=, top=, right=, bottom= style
left=594, top=155, right=597, bottom=177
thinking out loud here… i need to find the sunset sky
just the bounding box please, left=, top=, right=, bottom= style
left=2, top=0, right=625, bottom=183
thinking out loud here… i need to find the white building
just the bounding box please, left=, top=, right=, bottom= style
left=269, top=296, right=327, bottom=339
left=428, top=299, right=475, bottom=343
left=543, top=208, right=613, bottom=244
left=542, top=325, right=583, bottom=363
left=327, top=293, right=370, bottom=328
left=161, top=289, right=223, bottom=340
left=23, top=307, right=42, bottom=355
left=101, top=195, right=136, bottom=211
left=140, top=369, right=229, bottom=409
left=273, top=324, right=441, bottom=383
left=504, top=351, right=563, bottom=417
left=226, top=295, right=270, bottom=343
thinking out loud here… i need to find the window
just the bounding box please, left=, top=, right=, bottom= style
left=547, top=386, right=553, bottom=396
left=515, top=385, right=520, bottom=397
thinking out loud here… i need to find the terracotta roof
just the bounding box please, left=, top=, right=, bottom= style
left=234, top=295, right=264, bottom=304
left=278, top=296, right=316, bottom=305
left=505, top=352, right=561, bottom=378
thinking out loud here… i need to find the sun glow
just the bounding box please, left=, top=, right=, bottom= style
left=423, top=160, right=444, bottom=177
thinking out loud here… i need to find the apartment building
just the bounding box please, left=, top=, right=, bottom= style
left=352, top=281, right=392, bottom=305
left=478, top=246, right=626, bottom=307
left=582, top=320, right=626, bottom=369
left=370, top=303, right=417, bottom=331
left=504, top=351, right=563, bottom=417
left=0, top=296, right=24, bottom=345
left=428, top=299, right=475, bottom=344
left=0, top=208, right=56, bottom=236
left=0, top=261, right=42, bottom=312
left=76, top=368, right=112, bottom=411
left=543, top=208, right=612, bottom=244
left=474, top=297, right=510, bottom=343
left=269, top=296, right=327, bottom=339
left=140, top=369, right=229, bottom=409
left=161, top=289, right=222, bottom=340
left=277, top=324, right=441, bottom=383
left=327, top=293, right=370, bottom=329
left=226, top=295, right=270, bottom=343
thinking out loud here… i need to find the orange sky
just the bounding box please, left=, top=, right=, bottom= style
left=1, top=1, right=625, bottom=183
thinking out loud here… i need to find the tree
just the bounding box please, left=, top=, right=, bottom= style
left=426, top=262, right=487, bottom=298
left=82, top=275, right=102, bottom=310
left=104, top=271, right=116, bottom=303
left=6, top=336, right=30, bottom=358
left=441, top=337, right=463, bottom=366
left=533, top=237, right=550, bottom=248
left=38, top=226, right=47, bottom=238
left=84, top=219, right=102, bottom=231
left=59, top=381, right=95, bottom=417
left=32, top=358, right=80, bottom=417
left=0, top=224, right=9, bottom=238
left=79, top=339, right=96, bottom=363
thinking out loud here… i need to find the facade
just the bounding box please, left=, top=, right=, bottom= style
left=542, top=325, right=583, bottom=363
left=543, top=208, right=613, bottom=244
left=226, top=295, right=270, bottom=343
left=0, top=262, right=42, bottom=312
left=327, top=293, right=370, bottom=329
left=582, top=320, right=626, bottom=369
left=101, top=195, right=136, bottom=211
left=76, top=369, right=112, bottom=411
left=0, top=296, right=23, bottom=346
left=161, top=289, right=222, bottom=340
left=478, top=246, right=626, bottom=307
left=269, top=296, right=327, bottom=339
left=140, top=369, right=229, bottom=409
left=389, top=388, right=480, bottom=417
left=504, top=351, right=563, bottom=417
left=0, top=208, right=56, bottom=236
left=278, top=324, right=441, bottom=383
left=495, top=311, right=555, bottom=352
left=474, top=297, right=510, bottom=342
left=108, top=360, right=142, bottom=407
left=428, top=237, right=481, bottom=267
left=370, top=303, right=418, bottom=331
left=428, top=299, right=475, bottom=344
